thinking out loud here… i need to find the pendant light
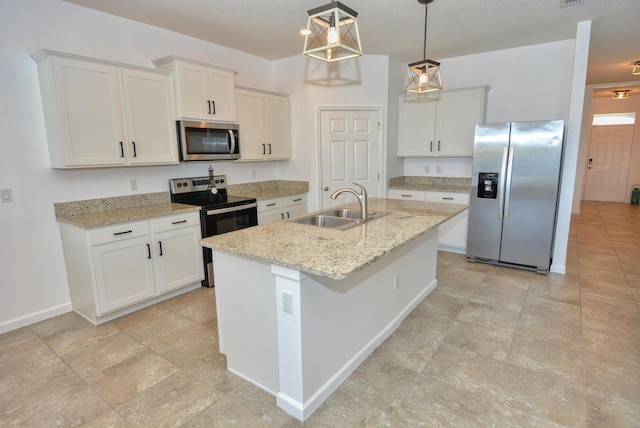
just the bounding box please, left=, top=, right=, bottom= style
left=405, top=0, right=443, bottom=93
left=633, top=61, right=640, bottom=75
left=302, top=1, right=363, bottom=62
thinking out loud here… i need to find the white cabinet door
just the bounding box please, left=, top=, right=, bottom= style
left=208, top=68, right=236, bottom=122
left=235, top=89, right=267, bottom=160
left=436, top=87, right=488, bottom=157
left=121, top=68, right=178, bottom=165
left=154, top=226, right=204, bottom=293
left=397, top=86, right=489, bottom=158
left=264, top=94, right=291, bottom=160
left=257, top=194, right=307, bottom=224
left=48, top=56, right=127, bottom=167
left=92, top=235, right=156, bottom=315
left=397, top=98, right=437, bottom=157
left=172, top=60, right=236, bottom=122
left=236, top=88, right=291, bottom=161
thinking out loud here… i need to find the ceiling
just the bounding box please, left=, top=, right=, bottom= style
left=62, top=0, right=640, bottom=88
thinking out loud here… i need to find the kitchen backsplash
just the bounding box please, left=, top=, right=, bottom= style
left=389, top=176, right=471, bottom=191
left=54, top=192, right=170, bottom=218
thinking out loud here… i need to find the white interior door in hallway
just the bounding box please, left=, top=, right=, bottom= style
left=583, top=124, right=635, bottom=202
left=320, top=109, right=382, bottom=209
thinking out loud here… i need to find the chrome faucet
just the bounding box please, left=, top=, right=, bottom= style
left=330, top=183, right=368, bottom=221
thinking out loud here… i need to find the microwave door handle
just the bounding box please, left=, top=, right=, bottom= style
left=228, top=130, right=236, bottom=154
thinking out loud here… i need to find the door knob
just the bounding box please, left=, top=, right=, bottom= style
left=323, top=187, right=329, bottom=191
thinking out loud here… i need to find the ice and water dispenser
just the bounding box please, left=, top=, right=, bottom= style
left=477, top=173, right=499, bottom=199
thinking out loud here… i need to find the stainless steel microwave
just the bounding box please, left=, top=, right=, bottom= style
left=177, top=121, right=240, bottom=161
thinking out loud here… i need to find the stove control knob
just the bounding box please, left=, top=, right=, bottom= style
left=210, top=187, right=218, bottom=195
left=177, top=183, right=182, bottom=187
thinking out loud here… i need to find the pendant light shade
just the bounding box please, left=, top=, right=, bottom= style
left=633, top=61, right=640, bottom=75
left=303, top=1, right=363, bottom=62
left=405, top=0, right=443, bottom=93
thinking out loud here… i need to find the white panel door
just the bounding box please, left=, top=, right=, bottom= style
left=320, top=110, right=381, bottom=209
left=584, top=125, right=634, bottom=202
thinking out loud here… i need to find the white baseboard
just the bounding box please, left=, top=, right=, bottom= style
left=0, top=302, right=72, bottom=334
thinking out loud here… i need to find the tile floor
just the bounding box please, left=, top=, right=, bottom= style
left=1, top=201, right=639, bottom=427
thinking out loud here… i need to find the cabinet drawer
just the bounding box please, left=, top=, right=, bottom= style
left=89, top=220, right=150, bottom=246
left=387, top=189, right=427, bottom=201
left=426, top=191, right=470, bottom=204
left=258, top=198, right=283, bottom=212
left=152, top=211, right=200, bottom=233
left=285, top=194, right=307, bottom=207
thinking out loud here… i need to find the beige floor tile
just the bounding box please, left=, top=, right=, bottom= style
left=0, top=358, right=86, bottom=415
left=470, top=283, right=527, bottom=312
left=394, top=373, right=494, bottom=426
left=145, top=323, right=219, bottom=368
left=161, top=287, right=217, bottom=324
left=86, top=348, right=180, bottom=407
left=506, top=334, right=584, bottom=384
left=515, top=312, right=583, bottom=350
left=579, top=258, right=623, bottom=274
left=495, top=363, right=585, bottom=427
left=183, top=399, right=271, bottom=427
left=82, top=409, right=129, bottom=427
left=215, top=382, right=296, bottom=427
left=109, top=304, right=170, bottom=331
left=580, top=277, right=634, bottom=299
left=123, top=311, right=199, bottom=347
left=581, top=290, right=639, bottom=316
left=488, top=402, right=566, bottom=427
left=117, top=371, right=222, bottom=427
left=182, top=352, right=246, bottom=395
left=581, top=307, right=640, bottom=339
left=373, top=310, right=454, bottom=372
left=338, top=353, right=417, bottom=414
left=417, top=289, right=467, bottom=317
left=0, top=334, right=59, bottom=380
left=439, top=320, right=514, bottom=361
left=457, top=301, right=521, bottom=332
left=522, top=296, right=581, bottom=325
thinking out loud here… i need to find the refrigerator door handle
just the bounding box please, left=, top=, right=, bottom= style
left=498, top=146, right=509, bottom=220
left=504, top=147, right=515, bottom=221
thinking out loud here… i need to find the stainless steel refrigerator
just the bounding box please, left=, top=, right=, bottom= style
left=467, top=120, right=565, bottom=273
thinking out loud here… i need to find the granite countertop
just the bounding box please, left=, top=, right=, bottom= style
left=201, top=198, right=467, bottom=280
left=388, top=176, right=471, bottom=193
left=54, top=192, right=200, bottom=229
left=227, top=180, right=309, bottom=200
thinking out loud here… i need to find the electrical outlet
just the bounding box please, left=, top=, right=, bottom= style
left=1, top=188, right=12, bottom=203
left=129, top=178, right=138, bottom=191
left=393, top=275, right=400, bottom=290
left=282, top=291, right=294, bottom=314
left=424, top=165, right=430, bottom=174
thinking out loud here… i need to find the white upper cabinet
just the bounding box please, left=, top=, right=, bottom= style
left=33, top=50, right=178, bottom=169
left=235, top=88, right=291, bottom=161
left=154, top=56, right=237, bottom=122
left=397, top=86, right=490, bottom=157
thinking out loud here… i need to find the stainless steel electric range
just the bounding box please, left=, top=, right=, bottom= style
left=169, top=174, right=257, bottom=287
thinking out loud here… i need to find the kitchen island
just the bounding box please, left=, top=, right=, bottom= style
left=201, top=198, right=467, bottom=421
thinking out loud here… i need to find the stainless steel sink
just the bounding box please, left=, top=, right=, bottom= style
left=293, top=209, right=389, bottom=230
left=294, top=215, right=354, bottom=229
left=321, top=209, right=387, bottom=221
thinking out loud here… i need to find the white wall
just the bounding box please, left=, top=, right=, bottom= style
left=0, top=0, right=294, bottom=333
left=273, top=55, right=396, bottom=211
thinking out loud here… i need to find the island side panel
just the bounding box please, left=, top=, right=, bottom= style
left=212, top=251, right=279, bottom=394
left=274, top=228, right=438, bottom=421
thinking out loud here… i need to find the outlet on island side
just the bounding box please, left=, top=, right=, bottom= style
left=129, top=178, right=138, bottom=191
left=282, top=291, right=294, bottom=314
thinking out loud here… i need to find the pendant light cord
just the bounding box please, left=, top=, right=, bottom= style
left=422, top=1, right=428, bottom=60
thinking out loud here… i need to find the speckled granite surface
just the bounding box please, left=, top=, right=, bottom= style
left=201, top=198, right=467, bottom=280
left=389, top=176, right=471, bottom=193
left=55, top=192, right=200, bottom=228
left=228, top=180, right=309, bottom=200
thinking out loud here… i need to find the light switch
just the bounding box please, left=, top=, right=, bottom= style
left=1, top=188, right=12, bottom=203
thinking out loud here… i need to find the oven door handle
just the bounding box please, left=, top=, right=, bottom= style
left=206, top=202, right=257, bottom=216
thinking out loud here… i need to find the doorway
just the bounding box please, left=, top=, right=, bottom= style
left=583, top=124, right=635, bottom=202
left=319, top=109, right=383, bottom=209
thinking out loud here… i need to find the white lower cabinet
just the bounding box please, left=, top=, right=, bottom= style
left=60, top=211, right=204, bottom=324
left=388, top=189, right=469, bottom=253
left=258, top=194, right=307, bottom=225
